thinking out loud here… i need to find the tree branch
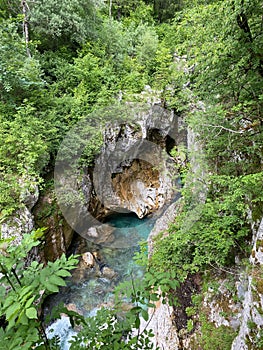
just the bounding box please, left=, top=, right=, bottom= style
left=202, top=124, right=244, bottom=134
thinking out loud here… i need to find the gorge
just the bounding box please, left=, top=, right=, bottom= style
left=35, top=102, right=184, bottom=347
left=0, top=1, right=262, bottom=349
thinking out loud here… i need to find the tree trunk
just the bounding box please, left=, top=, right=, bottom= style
left=21, top=0, right=31, bottom=57
left=109, top=0, right=112, bottom=20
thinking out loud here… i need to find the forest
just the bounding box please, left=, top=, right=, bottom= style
left=0, top=0, right=263, bottom=349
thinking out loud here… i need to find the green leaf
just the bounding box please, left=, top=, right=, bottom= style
left=3, top=295, right=15, bottom=309
left=135, top=316, right=140, bottom=329
left=49, top=274, right=66, bottom=287
left=5, top=302, right=21, bottom=320
left=19, top=286, right=33, bottom=299
left=141, top=309, right=149, bottom=321
left=150, top=293, right=159, bottom=301
left=25, top=296, right=35, bottom=309
left=25, top=307, right=37, bottom=319
left=17, top=311, right=29, bottom=325
left=45, top=283, right=59, bottom=293
left=55, top=269, right=72, bottom=277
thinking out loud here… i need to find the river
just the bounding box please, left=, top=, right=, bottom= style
left=45, top=212, right=155, bottom=348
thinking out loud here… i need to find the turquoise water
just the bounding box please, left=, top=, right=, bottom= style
left=45, top=213, right=154, bottom=319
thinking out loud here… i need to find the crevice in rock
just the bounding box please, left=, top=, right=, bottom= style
left=171, top=274, right=201, bottom=332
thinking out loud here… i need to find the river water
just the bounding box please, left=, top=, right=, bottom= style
left=45, top=213, right=155, bottom=348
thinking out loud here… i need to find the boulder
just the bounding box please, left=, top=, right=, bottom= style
left=86, top=224, right=115, bottom=245
left=101, top=266, right=117, bottom=280
left=82, top=252, right=95, bottom=268
left=65, top=303, right=83, bottom=315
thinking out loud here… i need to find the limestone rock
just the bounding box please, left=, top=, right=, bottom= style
left=144, top=200, right=182, bottom=350
left=250, top=218, right=263, bottom=265
left=140, top=301, right=179, bottom=350
left=1, top=206, right=34, bottom=246
left=19, top=177, right=39, bottom=210
left=81, top=252, right=95, bottom=268
left=0, top=176, right=39, bottom=245
left=86, top=224, right=115, bottom=245
left=65, top=303, right=83, bottom=315
left=90, top=104, right=184, bottom=220
left=33, top=189, right=74, bottom=261
left=101, top=266, right=117, bottom=280
left=148, top=199, right=182, bottom=256
left=231, top=218, right=263, bottom=350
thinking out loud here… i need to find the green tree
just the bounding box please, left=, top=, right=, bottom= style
left=0, top=18, right=43, bottom=112
left=0, top=104, right=50, bottom=219
left=29, top=0, right=97, bottom=47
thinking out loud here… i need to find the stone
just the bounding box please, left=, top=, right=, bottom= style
left=101, top=266, right=117, bottom=280
left=19, top=177, right=39, bottom=210
left=231, top=218, right=263, bottom=350
left=33, top=189, right=74, bottom=261
left=250, top=218, right=263, bottom=265
left=144, top=200, right=182, bottom=350
left=65, top=303, right=83, bottom=315
left=86, top=224, right=115, bottom=245
left=0, top=176, right=39, bottom=245
left=140, top=300, right=179, bottom=350
left=1, top=206, right=34, bottom=246
left=81, top=252, right=95, bottom=268
left=148, top=199, right=182, bottom=256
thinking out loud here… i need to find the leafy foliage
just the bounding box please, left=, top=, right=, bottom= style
left=0, top=229, right=78, bottom=349
left=0, top=104, right=49, bottom=218
left=0, top=18, right=43, bottom=112
left=69, top=304, right=155, bottom=350
left=68, top=263, right=178, bottom=349
left=148, top=0, right=263, bottom=282
left=29, top=0, right=97, bottom=47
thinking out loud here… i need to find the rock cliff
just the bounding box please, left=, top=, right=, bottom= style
left=90, top=104, right=185, bottom=220
left=0, top=177, right=38, bottom=246
left=231, top=218, right=263, bottom=350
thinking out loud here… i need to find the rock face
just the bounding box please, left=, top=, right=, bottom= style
left=33, top=189, right=74, bottom=262
left=1, top=207, right=34, bottom=246
left=111, top=159, right=163, bottom=218
left=148, top=198, right=182, bottom=256
left=145, top=200, right=182, bottom=350
left=90, top=104, right=186, bottom=219
left=147, top=213, right=263, bottom=350
left=231, top=218, right=263, bottom=350
left=0, top=177, right=39, bottom=245
left=141, top=301, right=180, bottom=350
